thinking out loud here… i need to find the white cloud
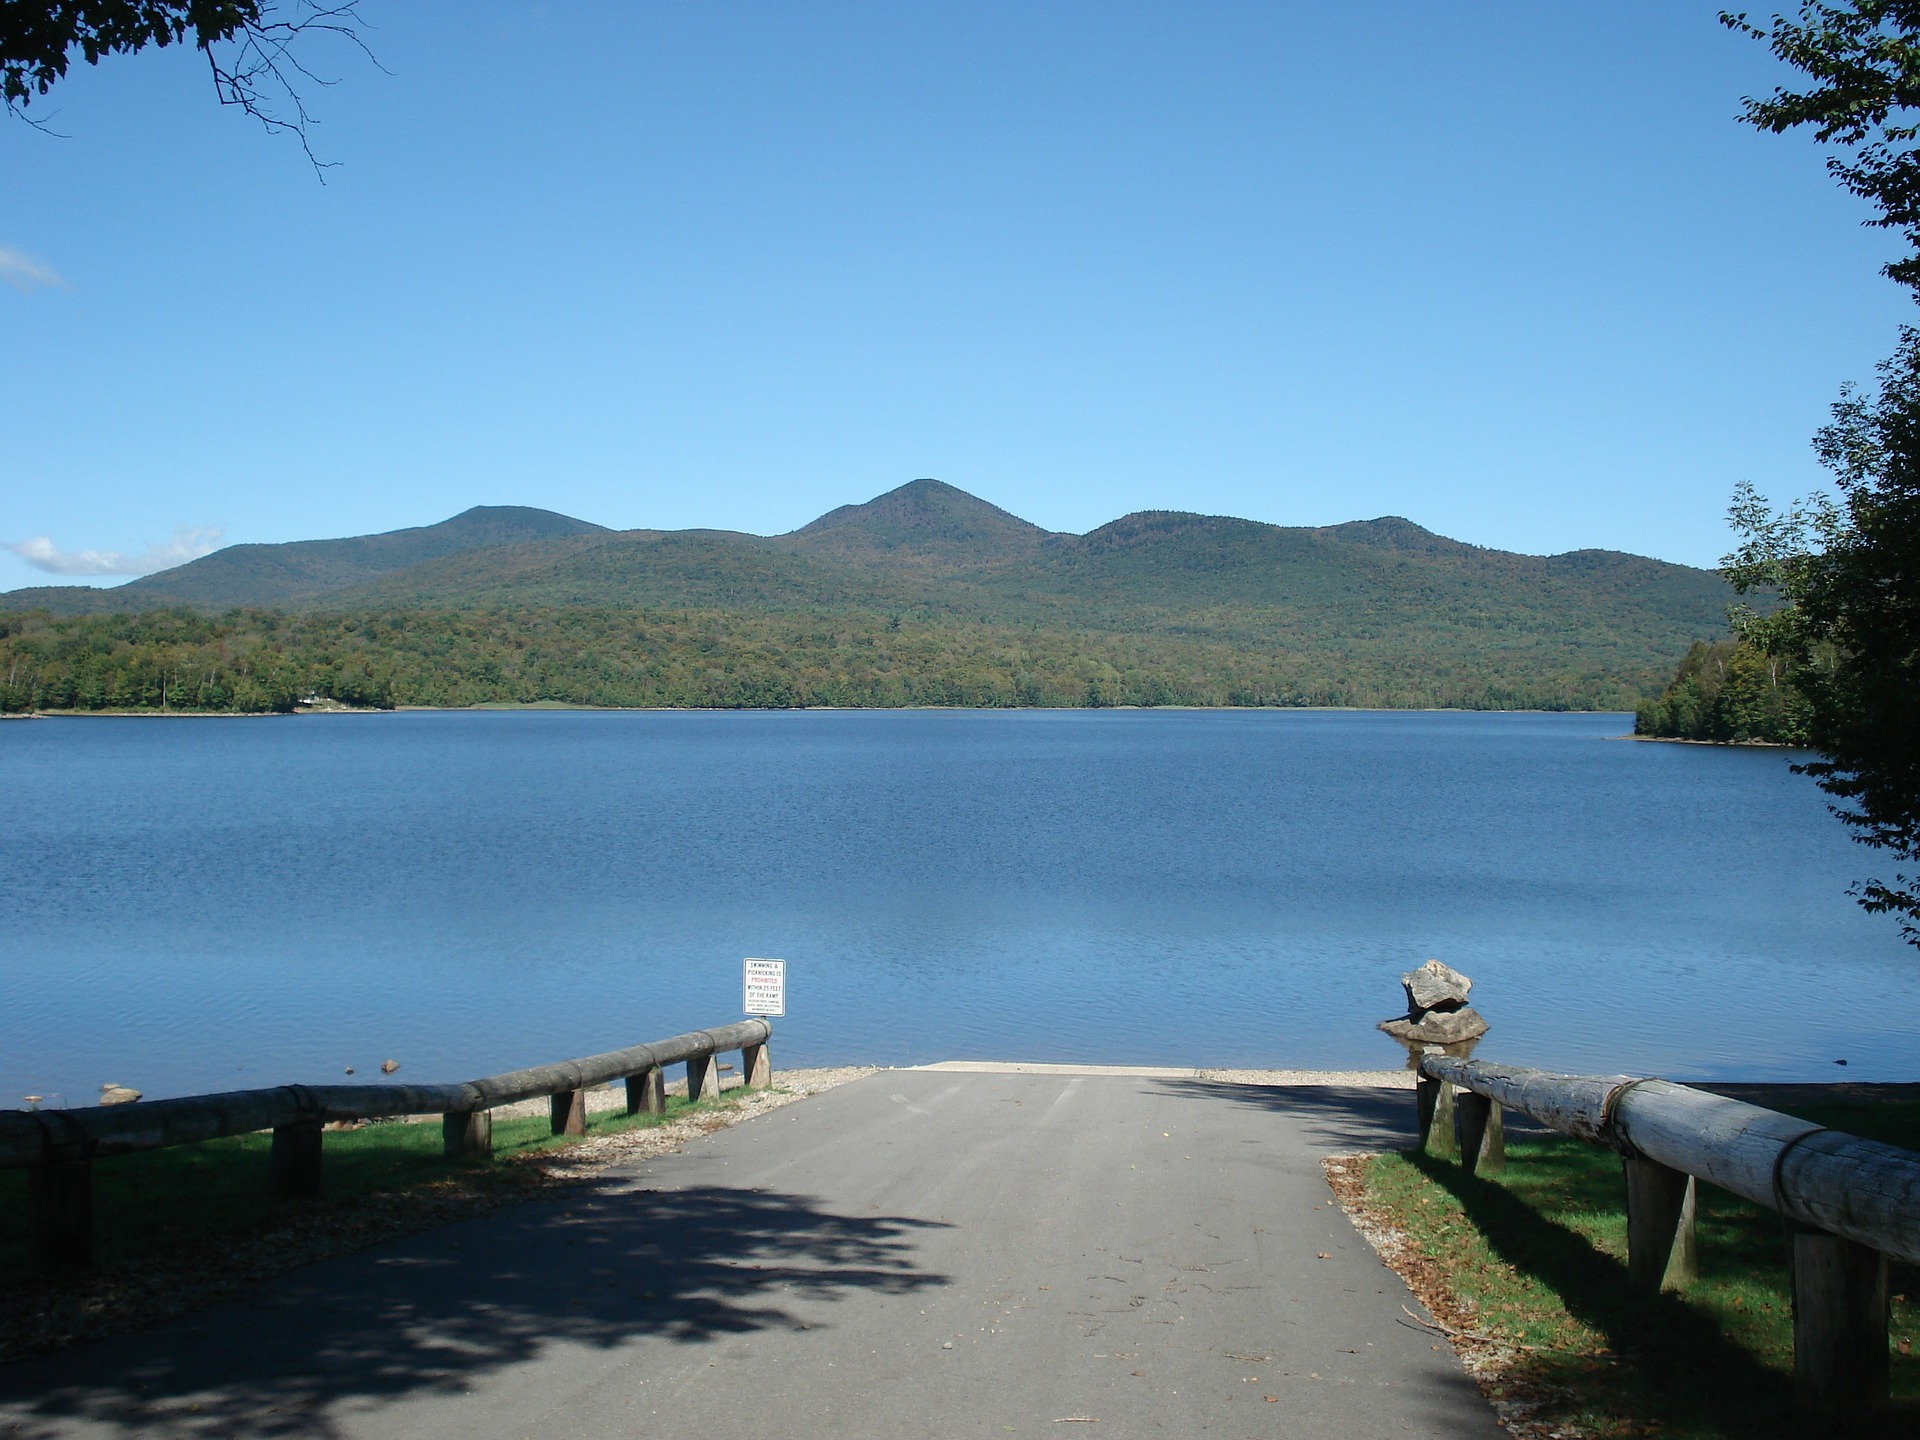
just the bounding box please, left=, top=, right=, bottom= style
left=6, top=526, right=225, bottom=577
left=0, top=247, right=65, bottom=294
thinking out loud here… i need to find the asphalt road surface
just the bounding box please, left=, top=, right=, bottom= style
left=0, top=1069, right=1502, bottom=1439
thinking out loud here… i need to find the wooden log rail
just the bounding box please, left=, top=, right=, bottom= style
left=1416, top=1054, right=1920, bottom=1418
left=3, top=1019, right=772, bottom=1269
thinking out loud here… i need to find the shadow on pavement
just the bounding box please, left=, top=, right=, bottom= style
left=1153, top=1078, right=1553, bottom=1154
left=0, top=1180, right=949, bottom=1440
left=1150, top=1079, right=1424, bottom=1152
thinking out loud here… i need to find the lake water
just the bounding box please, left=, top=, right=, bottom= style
left=1, top=709, right=1913, bottom=1105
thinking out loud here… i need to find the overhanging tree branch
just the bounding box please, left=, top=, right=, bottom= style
left=1, top=1, right=375, bottom=171
left=1724, top=4, right=1920, bottom=946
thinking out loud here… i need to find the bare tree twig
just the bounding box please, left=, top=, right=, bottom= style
left=1398, top=1302, right=1609, bottom=1357
left=3, top=1, right=380, bottom=175
left=206, top=2, right=381, bottom=176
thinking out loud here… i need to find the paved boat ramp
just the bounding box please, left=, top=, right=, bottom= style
left=0, top=1066, right=1501, bottom=1438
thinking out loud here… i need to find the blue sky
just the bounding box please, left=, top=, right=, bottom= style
left=2, top=1, right=1910, bottom=587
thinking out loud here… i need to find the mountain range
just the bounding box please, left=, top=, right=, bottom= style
left=1, top=480, right=1735, bottom=710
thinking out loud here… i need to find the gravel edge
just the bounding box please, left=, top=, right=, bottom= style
left=1322, top=1153, right=1595, bottom=1440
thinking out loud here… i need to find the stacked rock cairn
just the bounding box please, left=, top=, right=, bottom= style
left=1376, top=958, right=1488, bottom=1045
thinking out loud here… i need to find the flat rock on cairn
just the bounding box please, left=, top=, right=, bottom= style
left=1377, top=958, right=1489, bottom=1044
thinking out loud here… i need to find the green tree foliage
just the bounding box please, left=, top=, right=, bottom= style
left=1633, top=639, right=1813, bottom=744
left=1726, top=2, right=1920, bottom=293
left=1722, top=346, right=1920, bottom=942
left=0, top=608, right=304, bottom=713
left=2, top=1, right=259, bottom=108
left=0, top=605, right=1655, bottom=717
left=1, top=1, right=366, bottom=156
left=1722, top=4, right=1920, bottom=944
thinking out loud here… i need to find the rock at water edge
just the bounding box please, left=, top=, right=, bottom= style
left=1377, top=1007, right=1489, bottom=1044
left=1403, top=958, right=1472, bottom=1014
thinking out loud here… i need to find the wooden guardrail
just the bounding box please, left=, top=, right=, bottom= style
left=4, top=1018, right=773, bottom=1269
left=1416, top=1054, right=1920, bottom=1416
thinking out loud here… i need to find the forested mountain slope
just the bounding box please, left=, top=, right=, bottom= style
left=0, top=480, right=1737, bottom=711
left=5, top=506, right=604, bottom=612
left=776, top=478, right=1058, bottom=571
left=321, top=529, right=944, bottom=615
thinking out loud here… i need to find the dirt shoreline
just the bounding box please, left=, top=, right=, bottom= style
left=1618, top=732, right=1799, bottom=748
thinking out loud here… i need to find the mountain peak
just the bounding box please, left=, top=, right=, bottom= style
left=96, top=505, right=609, bottom=609
left=782, top=479, right=1055, bottom=571
left=1317, top=516, right=1478, bottom=557
left=406, top=506, right=607, bottom=547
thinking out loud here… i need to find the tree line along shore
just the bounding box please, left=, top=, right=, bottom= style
left=0, top=605, right=1674, bottom=716
left=1633, top=637, right=1813, bottom=746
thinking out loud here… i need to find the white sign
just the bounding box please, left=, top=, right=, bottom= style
left=743, top=957, right=786, bottom=1017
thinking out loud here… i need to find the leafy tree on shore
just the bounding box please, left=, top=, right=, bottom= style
left=1635, top=641, right=1812, bottom=744
left=1634, top=638, right=1813, bottom=744
left=1722, top=3, right=1920, bottom=944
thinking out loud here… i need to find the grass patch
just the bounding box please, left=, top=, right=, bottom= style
left=0, top=1089, right=747, bottom=1281
left=1358, top=1098, right=1920, bottom=1438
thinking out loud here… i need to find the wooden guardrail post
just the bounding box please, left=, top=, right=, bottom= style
left=627, top=1066, right=665, bottom=1115
left=743, top=1041, right=771, bottom=1090
left=1454, top=1092, right=1492, bottom=1176
left=1478, top=1103, right=1505, bottom=1172
left=1416, top=1076, right=1438, bottom=1149
left=686, top=1054, right=714, bottom=1103
left=443, top=1108, right=491, bottom=1160
left=1421, top=1054, right=1920, bottom=1419
left=550, top=1089, right=588, bottom=1137
left=1622, top=1154, right=1695, bottom=1292
left=1, top=1019, right=771, bottom=1251
left=269, top=1117, right=325, bottom=1200
left=1423, top=1080, right=1458, bottom=1159
left=30, top=1135, right=94, bottom=1269
left=1792, top=1226, right=1889, bottom=1415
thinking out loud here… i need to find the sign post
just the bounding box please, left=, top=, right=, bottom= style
left=743, top=957, right=786, bottom=1018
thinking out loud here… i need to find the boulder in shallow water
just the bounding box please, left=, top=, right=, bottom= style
left=1403, top=958, right=1471, bottom=1014
left=1378, top=1006, right=1488, bottom=1045
left=98, top=1084, right=142, bottom=1106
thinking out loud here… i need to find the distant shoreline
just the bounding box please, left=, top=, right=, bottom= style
left=1620, top=732, right=1800, bottom=750
left=3, top=704, right=1640, bottom=721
